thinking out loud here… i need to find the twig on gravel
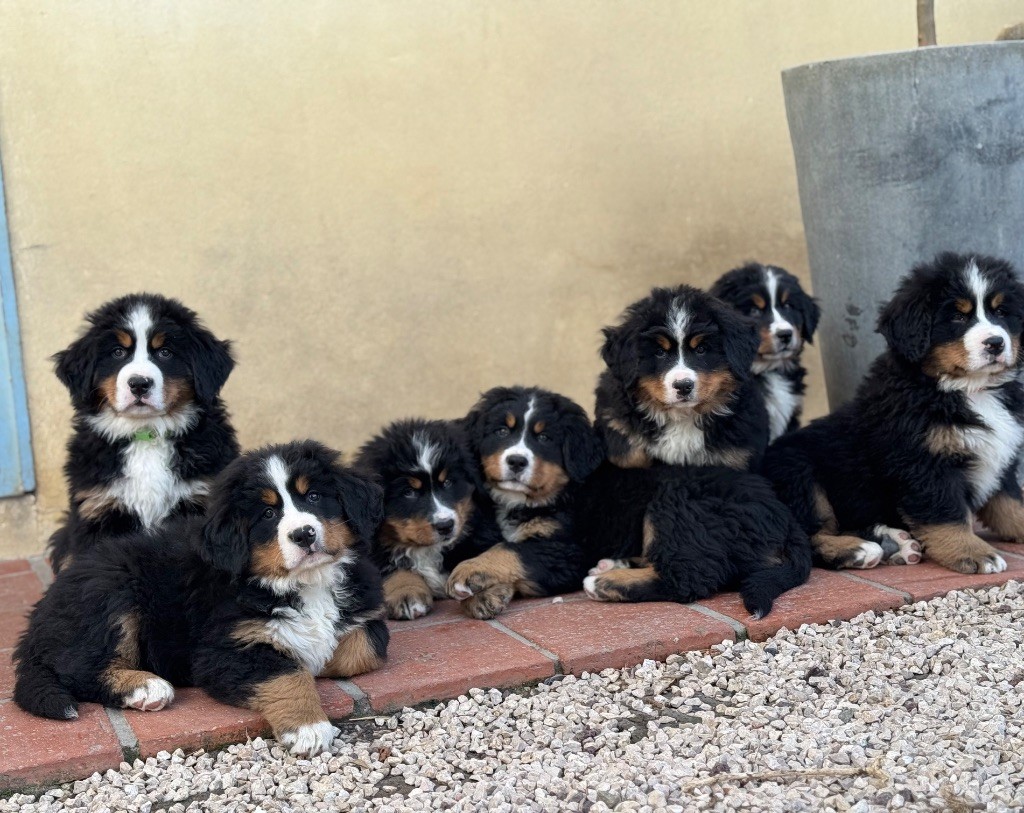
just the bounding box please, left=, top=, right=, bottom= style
left=677, top=758, right=890, bottom=793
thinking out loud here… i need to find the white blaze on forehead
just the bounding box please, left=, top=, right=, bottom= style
left=114, top=304, right=166, bottom=412
left=666, top=300, right=690, bottom=343
left=962, top=259, right=1011, bottom=371
left=663, top=300, right=696, bottom=400
left=412, top=432, right=439, bottom=475
left=500, top=396, right=537, bottom=483
left=264, top=454, right=324, bottom=570
left=764, top=268, right=796, bottom=342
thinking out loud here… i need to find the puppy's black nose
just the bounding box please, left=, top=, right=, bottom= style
left=672, top=379, right=695, bottom=397
left=288, top=525, right=317, bottom=549
left=128, top=376, right=153, bottom=396
left=776, top=329, right=793, bottom=346
left=432, top=517, right=455, bottom=537
left=506, top=454, right=529, bottom=474
left=984, top=336, right=1005, bottom=356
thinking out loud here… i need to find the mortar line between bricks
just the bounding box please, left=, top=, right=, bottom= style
left=27, top=555, right=53, bottom=588
left=996, top=546, right=1024, bottom=561
left=105, top=708, right=139, bottom=762
left=687, top=603, right=748, bottom=640
left=835, top=571, right=913, bottom=602
left=485, top=619, right=563, bottom=673
left=335, top=679, right=372, bottom=717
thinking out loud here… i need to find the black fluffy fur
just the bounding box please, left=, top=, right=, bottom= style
left=50, top=293, right=239, bottom=572
left=765, top=252, right=1024, bottom=573
left=15, top=441, right=387, bottom=729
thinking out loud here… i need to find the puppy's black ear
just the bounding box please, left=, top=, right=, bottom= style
left=335, top=468, right=384, bottom=543
left=794, top=291, right=822, bottom=343
left=712, top=298, right=759, bottom=378
left=878, top=281, right=932, bottom=363
left=561, top=409, right=605, bottom=482
left=53, top=336, right=97, bottom=408
left=189, top=326, right=235, bottom=404
left=200, top=500, right=250, bottom=576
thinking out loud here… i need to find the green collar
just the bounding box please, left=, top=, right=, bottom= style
left=133, top=428, right=158, bottom=442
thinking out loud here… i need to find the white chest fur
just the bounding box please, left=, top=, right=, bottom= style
left=109, top=437, right=207, bottom=529
left=646, top=414, right=712, bottom=466
left=762, top=371, right=801, bottom=443
left=265, top=570, right=348, bottom=675
left=963, top=389, right=1024, bottom=505
left=402, top=546, right=448, bottom=598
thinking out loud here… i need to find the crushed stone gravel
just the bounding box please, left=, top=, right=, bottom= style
left=4, top=580, right=1024, bottom=812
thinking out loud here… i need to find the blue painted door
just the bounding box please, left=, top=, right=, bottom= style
left=0, top=153, right=35, bottom=496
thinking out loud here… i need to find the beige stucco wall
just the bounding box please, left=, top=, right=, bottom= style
left=0, top=1, right=1018, bottom=557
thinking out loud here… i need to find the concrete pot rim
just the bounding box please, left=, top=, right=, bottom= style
left=783, top=40, right=1024, bottom=80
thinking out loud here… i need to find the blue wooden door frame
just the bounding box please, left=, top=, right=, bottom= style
left=0, top=148, right=35, bottom=495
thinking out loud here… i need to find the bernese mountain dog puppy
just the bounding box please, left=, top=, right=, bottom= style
left=448, top=386, right=605, bottom=619
left=595, top=284, right=767, bottom=471
left=710, top=262, right=821, bottom=442
left=14, top=441, right=386, bottom=757
left=50, top=293, right=239, bottom=572
left=580, top=285, right=812, bottom=615
left=765, top=252, right=1024, bottom=573
left=354, top=419, right=481, bottom=620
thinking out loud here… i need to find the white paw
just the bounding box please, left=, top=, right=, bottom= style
left=583, top=575, right=599, bottom=599
left=449, top=581, right=474, bottom=600
left=850, top=541, right=884, bottom=569
left=872, top=525, right=922, bottom=565
left=980, top=554, right=1008, bottom=574
left=279, top=721, right=339, bottom=757
left=123, top=677, right=175, bottom=711
left=398, top=599, right=430, bottom=619
left=587, top=558, right=631, bottom=576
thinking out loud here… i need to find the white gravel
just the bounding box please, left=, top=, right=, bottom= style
left=5, top=581, right=1024, bottom=813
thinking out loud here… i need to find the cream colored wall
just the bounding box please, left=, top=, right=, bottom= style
left=0, top=1, right=1019, bottom=557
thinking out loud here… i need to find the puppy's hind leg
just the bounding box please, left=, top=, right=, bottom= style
left=812, top=532, right=885, bottom=570
left=863, top=525, right=922, bottom=566
left=583, top=566, right=671, bottom=602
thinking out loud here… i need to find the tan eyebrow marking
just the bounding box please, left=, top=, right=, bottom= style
left=438, top=469, right=447, bottom=483
left=751, top=294, right=766, bottom=310
left=533, top=421, right=545, bottom=434
left=408, top=476, right=422, bottom=490
left=992, top=292, right=1005, bottom=309
left=955, top=298, right=973, bottom=314
left=689, top=334, right=706, bottom=349
left=780, top=290, right=790, bottom=304
left=655, top=335, right=672, bottom=351
left=115, top=330, right=133, bottom=348
left=505, top=413, right=516, bottom=429
left=261, top=488, right=280, bottom=506
left=294, top=475, right=309, bottom=495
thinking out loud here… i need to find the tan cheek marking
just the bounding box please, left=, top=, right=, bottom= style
left=98, top=374, right=119, bottom=407
left=636, top=375, right=669, bottom=410
left=528, top=459, right=570, bottom=500
left=757, top=326, right=774, bottom=355
left=163, top=378, right=194, bottom=412
left=694, top=369, right=738, bottom=415
left=250, top=538, right=287, bottom=579
left=150, top=332, right=166, bottom=349
left=319, top=626, right=386, bottom=678
left=321, top=519, right=354, bottom=553
left=923, top=341, right=971, bottom=378
left=955, top=298, right=973, bottom=314
left=455, top=496, right=473, bottom=529
left=751, top=294, right=766, bottom=310
left=381, top=516, right=436, bottom=548
left=294, top=476, right=309, bottom=495
left=249, top=672, right=328, bottom=738
left=481, top=451, right=505, bottom=484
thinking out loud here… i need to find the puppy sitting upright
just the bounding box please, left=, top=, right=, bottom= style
left=447, top=386, right=604, bottom=619
left=50, top=293, right=238, bottom=571
left=710, top=262, right=821, bottom=442
left=596, top=285, right=766, bottom=471
left=766, top=253, right=1024, bottom=573
left=354, top=419, right=480, bottom=620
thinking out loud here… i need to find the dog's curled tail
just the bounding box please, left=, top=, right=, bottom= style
left=13, top=652, right=79, bottom=721
left=739, top=519, right=814, bottom=620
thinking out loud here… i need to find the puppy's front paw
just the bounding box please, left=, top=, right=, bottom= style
left=386, top=590, right=433, bottom=621
left=278, top=721, right=339, bottom=757
left=871, top=525, right=922, bottom=566
left=462, top=583, right=515, bottom=619
left=587, top=558, right=632, bottom=577
left=949, top=550, right=1007, bottom=575
left=846, top=540, right=884, bottom=569
left=447, top=560, right=498, bottom=601
left=123, top=677, right=175, bottom=712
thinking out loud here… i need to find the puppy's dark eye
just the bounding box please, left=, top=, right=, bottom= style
left=952, top=313, right=967, bottom=323
left=306, top=491, right=320, bottom=504
left=112, top=347, right=127, bottom=359
left=654, top=347, right=668, bottom=359
left=994, top=307, right=1006, bottom=318
left=536, top=433, right=551, bottom=443
left=402, top=487, right=417, bottom=499
left=441, top=478, right=455, bottom=489
left=694, top=344, right=707, bottom=355
left=262, top=507, right=276, bottom=520
left=155, top=348, right=172, bottom=360
left=495, top=426, right=511, bottom=437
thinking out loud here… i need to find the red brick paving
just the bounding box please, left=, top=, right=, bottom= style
left=0, top=553, right=1022, bottom=791
left=0, top=701, right=122, bottom=791
left=696, top=569, right=908, bottom=642
left=501, top=599, right=734, bottom=674
left=353, top=619, right=554, bottom=712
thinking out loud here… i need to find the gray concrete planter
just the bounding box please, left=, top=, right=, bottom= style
left=783, top=43, right=1024, bottom=409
